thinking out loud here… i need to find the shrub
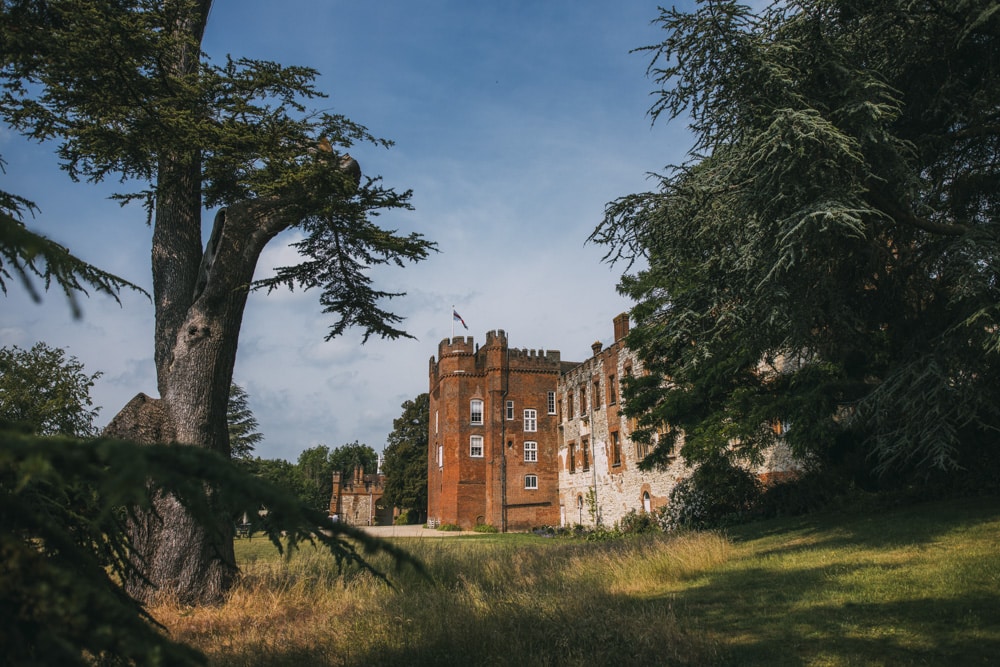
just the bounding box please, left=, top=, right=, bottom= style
left=617, top=509, right=661, bottom=535
left=661, top=457, right=762, bottom=531
left=473, top=523, right=498, bottom=533
left=394, top=509, right=413, bottom=526
left=584, top=526, right=620, bottom=542
left=436, top=523, right=462, bottom=532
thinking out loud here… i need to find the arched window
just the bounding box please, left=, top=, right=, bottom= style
left=642, top=491, right=651, bottom=513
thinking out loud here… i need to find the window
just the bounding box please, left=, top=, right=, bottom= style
left=643, top=491, right=651, bottom=513
left=437, top=445, right=443, bottom=468
left=469, top=435, right=484, bottom=458
left=593, top=380, right=601, bottom=408
left=567, top=391, right=574, bottom=419
left=524, top=409, right=537, bottom=432
left=568, top=443, right=576, bottom=473
left=582, top=438, right=590, bottom=471
left=608, top=374, right=617, bottom=405
left=524, top=441, right=537, bottom=462
left=635, top=440, right=651, bottom=460
left=611, top=431, right=621, bottom=467
left=506, top=400, right=514, bottom=420
left=580, top=385, right=588, bottom=414
left=470, top=399, right=483, bottom=425
left=547, top=391, right=556, bottom=415
left=524, top=474, right=538, bottom=490
left=435, top=410, right=439, bottom=434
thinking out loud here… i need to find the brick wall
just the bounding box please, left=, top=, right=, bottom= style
left=430, top=314, right=803, bottom=531
left=428, top=331, right=564, bottom=530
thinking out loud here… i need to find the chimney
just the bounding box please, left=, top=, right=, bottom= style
left=591, top=340, right=603, bottom=356
left=613, top=312, right=630, bottom=342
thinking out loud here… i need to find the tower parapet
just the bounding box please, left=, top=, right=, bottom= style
left=430, top=330, right=565, bottom=382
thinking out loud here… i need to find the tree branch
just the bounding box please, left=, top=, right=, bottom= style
left=865, top=184, right=970, bottom=236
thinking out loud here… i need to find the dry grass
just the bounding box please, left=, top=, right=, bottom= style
left=150, top=498, right=1000, bottom=666
left=152, top=532, right=729, bottom=666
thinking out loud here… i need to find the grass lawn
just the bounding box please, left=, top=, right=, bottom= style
left=153, top=497, right=1000, bottom=666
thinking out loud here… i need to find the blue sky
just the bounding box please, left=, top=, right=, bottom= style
left=1, top=1, right=693, bottom=462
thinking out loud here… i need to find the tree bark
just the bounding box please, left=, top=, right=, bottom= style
left=99, top=0, right=254, bottom=606
left=104, top=198, right=292, bottom=604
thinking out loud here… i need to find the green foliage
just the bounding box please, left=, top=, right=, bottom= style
left=243, top=456, right=307, bottom=507
left=381, top=393, right=428, bottom=519
left=393, top=509, right=414, bottom=525
left=593, top=0, right=1000, bottom=479
left=292, top=441, right=377, bottom=512
left=0, top=0, right=434, bottom=342
left=0, top=427, right=421, bottom=665
left=473, top=523, right=498, bottom=533
left=659, top=457, right=762, bottom=532
left=0, top=341, right=102, bottom=436
left=436, top=523, right=462, bottom=532
left=227, top=383, right=262, bottom=461
left=616, top=509, right=660, bottom=536
left=327, top=440, right=377, bottom=477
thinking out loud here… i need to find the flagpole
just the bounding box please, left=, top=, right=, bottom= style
left=451, top=304, right=455, bottom=339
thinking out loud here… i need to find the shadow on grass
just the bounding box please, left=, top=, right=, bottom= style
left=663, top=567, right=1000, bottom=666
left=211, top=499, right=1000, bottom=666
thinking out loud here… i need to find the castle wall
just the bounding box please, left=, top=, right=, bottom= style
left=429, top=314, right=803, bottom=532
left=556, top=321, right=687, bottom=528
left=428, top=331, right=564, bottom=530
left=330, top=467, right=391, bottom=526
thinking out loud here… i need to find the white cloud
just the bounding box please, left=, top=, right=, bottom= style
left=2, top=0, right=689, bottom=462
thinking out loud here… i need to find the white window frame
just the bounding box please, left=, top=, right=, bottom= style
left=470, top=399, right=484, bottom=425
left=524, top=474, right=538, bottom=490
left=524, top=441, right=537, bottom=462
left=469, top=435, right=484, bottom=458
left=506, top=400, right=514, bottom=420
left=523, top=409, right=537, bottom=432
left=547, top=391, right=556, bottom=415
left=437, top=445, right=443, bottom=468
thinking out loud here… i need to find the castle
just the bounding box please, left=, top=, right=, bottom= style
left=329, top=461, right=394, bottom=526
left=427, top=313, right=799, bottom=531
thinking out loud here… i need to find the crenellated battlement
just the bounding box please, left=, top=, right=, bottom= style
left=429, top=330, right=566, bottom=383
left=506, top=346, right=563, bottom=370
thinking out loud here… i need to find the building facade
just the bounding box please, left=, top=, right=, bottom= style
left=329, top=465, right=393, bottom=526
left=427, top=330, right=572, bottom=530
left=427, top=314, right=800, bottom=531
left=557, top=313, right=691, bottom=528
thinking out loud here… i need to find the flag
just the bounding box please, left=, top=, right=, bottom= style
left=453, top=309, right=468, bottom=330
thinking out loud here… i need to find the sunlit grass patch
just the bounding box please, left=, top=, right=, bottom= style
left=151, top=498, right=1000, bottom=666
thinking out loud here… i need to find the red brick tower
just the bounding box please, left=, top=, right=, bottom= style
left=427, top=331, right=569, bottom=530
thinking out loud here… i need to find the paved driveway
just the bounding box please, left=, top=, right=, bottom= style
left=358, top=524, right=478, bottom=537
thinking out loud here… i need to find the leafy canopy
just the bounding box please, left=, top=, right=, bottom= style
left=0, top=0, right=434, bottom=341
left=382, top=393, right=429, bottom=517
left=0, top=341, right=102, bottom=436
left=592, top=0, right=1000, bottom=476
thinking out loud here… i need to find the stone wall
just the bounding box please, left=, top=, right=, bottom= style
left=429, top=314, right=804, bottom=531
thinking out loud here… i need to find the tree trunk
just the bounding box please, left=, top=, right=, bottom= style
left=99, top=0, right=275, bottom=605
left=105, top=199, right=289, bottom=604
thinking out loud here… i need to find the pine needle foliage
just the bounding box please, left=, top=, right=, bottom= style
left=592, top=0, right=1000, bottom=479
left=0, top=427, right=422, bottom=665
